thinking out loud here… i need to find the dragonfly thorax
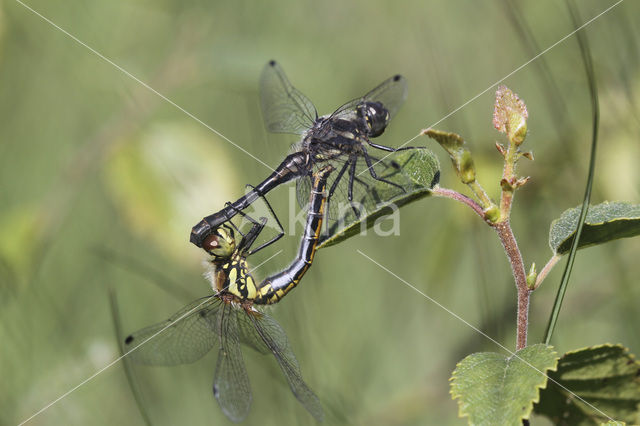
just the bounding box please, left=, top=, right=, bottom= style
left=213, top=255, right=258, bottom=300
left=304, top=118, right=366, bottom=159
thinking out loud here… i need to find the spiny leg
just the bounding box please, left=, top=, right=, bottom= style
left=223, top=186, right=285, bottom=255
left=347, top=157, right=361, bottom=217
left=224, top=200, right=268, bottom=254
left=362, top=146, right=405, bottom=193
left=367, top=140, right=428, bottom=152
left=223, top=202, right=247, bottom=238
left=245, top=185, right=285, bottom=256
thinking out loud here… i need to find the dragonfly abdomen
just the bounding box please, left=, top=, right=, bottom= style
left=254, top=166, right=332, bottom=305
left=191, top=151, right=312, bottom=248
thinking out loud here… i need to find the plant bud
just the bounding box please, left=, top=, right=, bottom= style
left=527, top=263, right=537, bottom=289
left=493, top=85, right=528, bottom=146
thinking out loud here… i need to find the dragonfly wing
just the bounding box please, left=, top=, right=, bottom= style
left=260, top=60, right=317, bottom=135
left=213, top=302, right=252, bottom=422
left=295, top=174, right=313, bottom=211
left=360, top=74, right=408, bottom=119
left=330, top=74, right=408, bottom=122
left=249, top=311, right=324, bottom=422
left=123, top=297, right=221, bottom=365
left=236, top=309, right=270, bottom=354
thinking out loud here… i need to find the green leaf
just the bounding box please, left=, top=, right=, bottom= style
left=534, top=344, right=640, bottom=425
left=422, top=128, right=476, bottom=183
left=317, top=148, right=440, bottom=248
left=450, top=344, right=558, bottom=425
left=549, top=201, right=640, bottom=255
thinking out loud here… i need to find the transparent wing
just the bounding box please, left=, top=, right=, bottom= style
left=295, top=174, right=313, bottom=212
left=123, top=297, right=221, bottom=365
left=236, top=309, right=270, bottom=354
left=296, top=151, right=415, bottom=228
left=248, top=311, right=324, bottom=422
left=260, top=60, right=318, bottom=135
left=213, top=303, right=252, bottom=423
left=330, top=74, right=408, bottom=121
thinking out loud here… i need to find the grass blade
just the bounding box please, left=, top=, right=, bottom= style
left=544, top=0, right=600, bottom=345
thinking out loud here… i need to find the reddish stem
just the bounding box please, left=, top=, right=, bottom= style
left=431, top=187, right=486, bottom=220
left=433, top=186, right=530, bottom=350
left=493, top=221, right=529, bottom=350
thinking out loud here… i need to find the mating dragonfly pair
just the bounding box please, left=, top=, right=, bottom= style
left=125, top=61, right=423, bottom=422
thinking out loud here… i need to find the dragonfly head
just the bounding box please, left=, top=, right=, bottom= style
left=357, top=101, right=390, bottom=138
left=203, top=225, right=236, bottom=259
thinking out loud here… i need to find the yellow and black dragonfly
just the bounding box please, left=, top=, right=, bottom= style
left=124, top=166, right=333, bottom=422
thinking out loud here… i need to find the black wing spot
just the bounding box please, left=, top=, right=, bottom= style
left=213, top=384, right=220, bottom=397
left=199, top=310, right=207, bottom=318
left=268, top=59, right=276, bottom=67
left=124, top=335, right=134, bottom=345
left=393, top=74, right=402, bottom=82
left=390, top=160, right=400, bottom=169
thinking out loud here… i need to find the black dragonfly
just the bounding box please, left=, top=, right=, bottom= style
left=191, top=60, right=423, bottom=248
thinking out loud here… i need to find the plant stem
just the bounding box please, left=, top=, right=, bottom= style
left=433, top=186, right=530, bottom=349
left=431, top=187, right=486, bottom=220
left=534, top=254, right=561, bottom=290
left=499, top=143, right=516, bottom=220
left=493, top=221, right=529, bottom=350
left=467, top=180, right=494, bottom=210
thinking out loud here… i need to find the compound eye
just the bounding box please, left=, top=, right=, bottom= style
left=204, top=228, right=236, bottom=257
left=202, top=234, right=221, bottom=253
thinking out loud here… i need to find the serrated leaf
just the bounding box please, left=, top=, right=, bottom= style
left=549, top=202, right=640, bottom=255
left=317, top=148, right=440, bottom=248
left=450, top=344, right=558, bottom=425
left=534, top=344, right=640, bottom=426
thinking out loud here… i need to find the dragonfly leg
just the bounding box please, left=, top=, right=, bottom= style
left=223, top=201, right=269, bottom=254
left=223, top=202, right=247, bottom=238
left=191, top=151, right=311, bottom=249
left=347, top=158, right=362, bottom=217
left=362, top=146, right=406, bottom=193
left=368, top=140, right=428, bottom=152
left=245, top=186, right=285, bottom=256
left=367, top=141, right=396, bottom=152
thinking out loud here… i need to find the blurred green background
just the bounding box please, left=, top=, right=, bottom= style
left=1, top=0, right=639, bottom=424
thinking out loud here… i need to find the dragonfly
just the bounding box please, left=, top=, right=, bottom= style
left=124, top=166, right=333, bottom=422
left=191, top=60, right=424, bottom=249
